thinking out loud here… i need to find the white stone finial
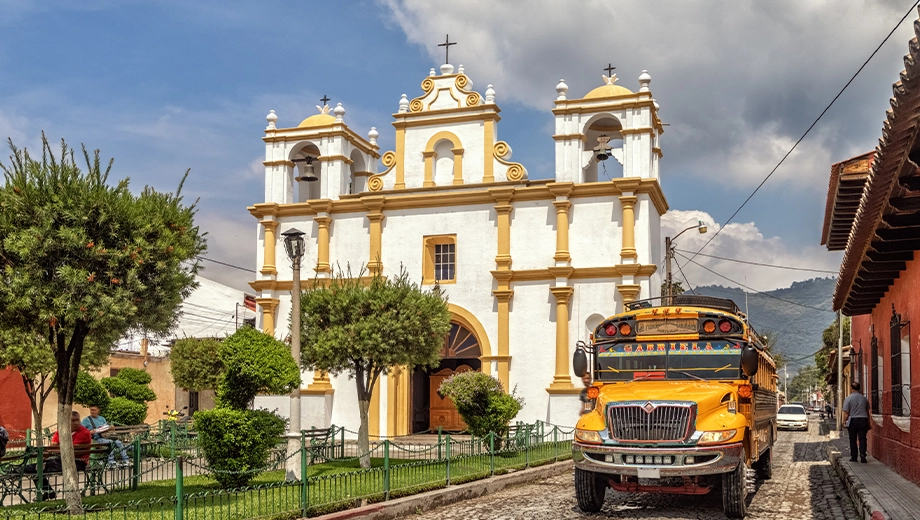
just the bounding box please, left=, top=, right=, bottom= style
left=638, top=70, right=651, bottom=92
left=555, top=79, right=568, bottom=101
left=458, top=64, right=464, bottom=74
left=440, top=63, right=455, bottom=75
left=485, top=84, right=496, bottom=104
left=429, top=68, right=436, bottom=77
left=265, top=109, right=277, bottom=130
left=334, top=102, right=345, bottom=122
left=398, top=94, right=409, bottom=113
left=368, top=127, right=378, bottom=145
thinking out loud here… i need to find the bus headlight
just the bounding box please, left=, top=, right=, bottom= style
left=697, top=429, right=737, bottom=445
left=575, top=429, right=603, bottom=444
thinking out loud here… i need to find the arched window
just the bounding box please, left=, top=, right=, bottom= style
left=441, top=322, right=482, bottom=359
left=292, top=143, right=321, bottom=202
left=433, top=139, right=455, bottom=185
left=348, top=149, right=366, bottom=194
left=583, top=116, right=623, bottom=181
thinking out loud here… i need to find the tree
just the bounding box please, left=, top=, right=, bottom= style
left=300, top=267, right=451, bottom=468
left=788, top=365, right=824, bottom=403
left=0, top=136, right=205, bottom=511
left=816, top=316, right=850, bottom=382
left=170, top=337, right=225, bottom=392
left=194, top=328, right=295, bottom=487
left=0, top=326, right=108, bottom=444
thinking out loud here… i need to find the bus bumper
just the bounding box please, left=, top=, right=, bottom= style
left=572, top=441, right=743, bottom=477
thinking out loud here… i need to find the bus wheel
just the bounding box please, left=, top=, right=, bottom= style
left=574, top=467, right=607, bottom=512
left=721, top=461, right=748, bottom=518
left=754, top=447, right=773, bottom=480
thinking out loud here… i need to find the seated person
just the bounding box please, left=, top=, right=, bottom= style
left=82, top=405, right=130, bottom=467
left=23, top=411, right=92, bottom=501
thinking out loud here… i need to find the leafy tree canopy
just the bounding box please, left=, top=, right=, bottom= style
left=216, top=327, right=300, bottom=410
left=170, top=337, right=225, bottom=392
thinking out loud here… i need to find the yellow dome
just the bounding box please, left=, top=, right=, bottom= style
left=583, top=84, right=634, bottom=99
left=297, top=113, right=336, bottom=128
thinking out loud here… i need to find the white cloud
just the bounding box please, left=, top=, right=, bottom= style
left=195, top=213, right=256, bottom=293
left=661, top=209, right=842, bottom=291
left=380, top=0, right=912, bottom=190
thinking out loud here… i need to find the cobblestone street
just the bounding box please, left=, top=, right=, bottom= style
left=416, top=417, right=856, bottom=519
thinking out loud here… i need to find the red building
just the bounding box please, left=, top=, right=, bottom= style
left=0, top=368, right=33, bottom=439
left=823, top=35, right=920, bottom=485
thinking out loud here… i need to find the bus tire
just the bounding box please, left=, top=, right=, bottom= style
left=721, top=461, right=748, bottom=518
left=574, top=467, right=607, bottom=512
left=754, top=447, right=773, bottom=480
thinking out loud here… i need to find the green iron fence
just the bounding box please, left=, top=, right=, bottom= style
left=0, top=421, right=573, bottom=520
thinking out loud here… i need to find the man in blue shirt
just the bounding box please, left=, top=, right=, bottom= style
left=82, top=405, right=130, bottom=467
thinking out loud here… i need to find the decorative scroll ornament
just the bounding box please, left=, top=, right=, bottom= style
left=465, top=93, right=481, bottom=107
left=455, top=74, right=470, bottom=89
left=368, top=151, right=397, bottom=192
left=493, top=141, right=527, bottom=182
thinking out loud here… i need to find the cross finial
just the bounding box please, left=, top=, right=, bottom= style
left=604, top=63, right=616, bottom=77
left=438, top=34, right=457, bottom=65
left=320, top=95, right=330, bottom=106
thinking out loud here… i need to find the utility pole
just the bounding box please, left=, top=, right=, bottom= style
left=837, top=311, right=844, bottom=431
left=665, top=236, right=673, bottom=305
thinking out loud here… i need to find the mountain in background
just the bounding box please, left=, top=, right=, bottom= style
left=691, top=277, right=837, bottom=374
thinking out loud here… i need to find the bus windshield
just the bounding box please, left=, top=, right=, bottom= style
left=595, top=340, right=745, bottom=381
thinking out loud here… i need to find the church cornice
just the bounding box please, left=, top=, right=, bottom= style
left=263, top=126, right=380, bottom=158
left=247, top=178, right=668, bottom=218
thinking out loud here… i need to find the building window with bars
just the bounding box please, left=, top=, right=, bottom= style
left=871, top=333, right=880, bottom=414
left=890, top=305, right=911, bottom=418
left=423, top=235, right=457, bottom=284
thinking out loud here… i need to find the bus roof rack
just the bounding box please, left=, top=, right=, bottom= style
left=625, top=295, right=740, bottom=315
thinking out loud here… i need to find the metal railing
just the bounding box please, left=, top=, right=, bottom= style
left=1, top=421, right=573, bottom=519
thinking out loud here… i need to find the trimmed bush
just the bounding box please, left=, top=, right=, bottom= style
left=438, top=371, right=524, bottom=441
left=171, top=337, right=224, bottom=392
left=101, top=376, right=157, bottom=402
left=112, top=367, right=152, bottom=385
left=73, top=371, right=111, bottom=410
left=216, top=327, right=300, bottom=410
left=194, top=408, right=286, bottom=488
left=105, top=396, right=148, bottom=425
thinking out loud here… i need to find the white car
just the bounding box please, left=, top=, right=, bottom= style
left=777, top=404, right=808, bottom=431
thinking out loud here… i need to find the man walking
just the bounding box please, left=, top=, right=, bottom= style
left=842, top=381, right=871, bottom=463
left=82, top=405, right=130, bottom=467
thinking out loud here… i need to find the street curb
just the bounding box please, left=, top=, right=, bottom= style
left=308, top=460, right=574, bottom=520
left=826, top=442, right=888, bottom=520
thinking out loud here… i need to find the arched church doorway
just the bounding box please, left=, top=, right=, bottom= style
left=410, top=321, right=482, bottom=433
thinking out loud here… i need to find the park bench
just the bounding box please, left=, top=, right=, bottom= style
left=302, top=428, right=337, bottom=465
left=30, top=444, right=115, bottom=498
left=100, top=424, right=150, bottom=443
left=0, top=452, right=29, bottom=505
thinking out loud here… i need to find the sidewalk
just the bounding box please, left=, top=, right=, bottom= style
left=826, top=428, right=920, bottom=520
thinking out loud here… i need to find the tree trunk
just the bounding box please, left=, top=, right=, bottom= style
left=56, top=400, right=81, bottom=513
left=357, top=399, right=371, bottom=469
left=52, top=323, right=87, bottom=514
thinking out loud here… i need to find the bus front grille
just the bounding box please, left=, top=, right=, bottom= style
left=607, top=404, right=693, bottom=442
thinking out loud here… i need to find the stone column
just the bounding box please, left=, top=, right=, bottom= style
left=259, top=220, right=278, bottom=275
left=363, top=196, right=385, bottom=275
left=490, top=188, right=514, bottom=389
left=422, top=150, right=436, bottom=187
left=314, top=216, right=332, bottom=275
left=548, top=286, right=574, bottom=390
left=255, top=297, right=280, bottom=335
left=619, top=195, right=638, bottom=260
left=451, top=147, right=464, bottom=185
left=553, top=201, right=572, bottom=265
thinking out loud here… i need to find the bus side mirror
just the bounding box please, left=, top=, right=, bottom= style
left=573, top=348, right=588, bottom=378
left=741, top=345, right=759, bottom=377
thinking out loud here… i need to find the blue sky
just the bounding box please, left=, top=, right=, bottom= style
left=0, top=0, right=915, bottom=292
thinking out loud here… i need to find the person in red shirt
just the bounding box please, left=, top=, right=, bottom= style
left=23, top=411, right=93, bottom=501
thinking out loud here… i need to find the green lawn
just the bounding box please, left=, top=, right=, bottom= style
left=1, top=442, right=571, bottom=520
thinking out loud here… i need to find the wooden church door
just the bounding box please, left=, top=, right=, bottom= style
left=429, top=365, right=472, bottom=431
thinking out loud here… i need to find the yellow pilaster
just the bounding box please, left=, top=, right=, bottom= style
left=422, top=150, right=436, bottom=187
left=395, top=128, right=406, bottom=189
left=369, top=383, right=381, bottom=437
left=617, top=284, right=642, bottom=304
left=452, top=148, right=464, bottom=185
left=483, top=120, right=495, bottom=183
left=363, top=196, right=385, bottom=275
left=314, top=216, right=332, bottom=275
left=387, top=367, right=411, bottom=437
left=548, top=286, right=574, bottom=391
left=259, top=220, right=278, bottom=275
left=255, top=297, right=279, bottom=335
left=552, top=201, right=572, bottom=264
left=490, top=188, right=514, bottom=390
left=619, top=195, right=638, bottom=259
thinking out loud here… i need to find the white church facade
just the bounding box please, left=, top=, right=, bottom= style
left=249, top=62, right=668, bottom=434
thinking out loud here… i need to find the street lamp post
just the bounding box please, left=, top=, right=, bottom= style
left=664, top=221, right=707, bottom=304
left=282, top=227, right=306, bottom=481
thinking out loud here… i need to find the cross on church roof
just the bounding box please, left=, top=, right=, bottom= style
left=438, top=34, right=456, bottom=65
left=604, top=63, right=616, bottom=77
left=320, top=95, right=330, bottom=106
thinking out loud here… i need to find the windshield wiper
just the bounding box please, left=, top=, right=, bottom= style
left=672, top=370, right=706, bottom=382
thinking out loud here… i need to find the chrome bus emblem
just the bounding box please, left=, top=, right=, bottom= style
left=643, top=401, right=655, bottom=414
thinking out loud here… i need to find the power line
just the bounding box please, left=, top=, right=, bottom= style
left=674, top=249, right=838, bottom=274
left=686, top=0, right=920, bottom=262
left=675, top=252, right=835, bottom=314
left=197, top=256, right=256, bottom=273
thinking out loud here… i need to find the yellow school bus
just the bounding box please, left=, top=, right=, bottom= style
left=571, top=295, right=777, bottom=518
